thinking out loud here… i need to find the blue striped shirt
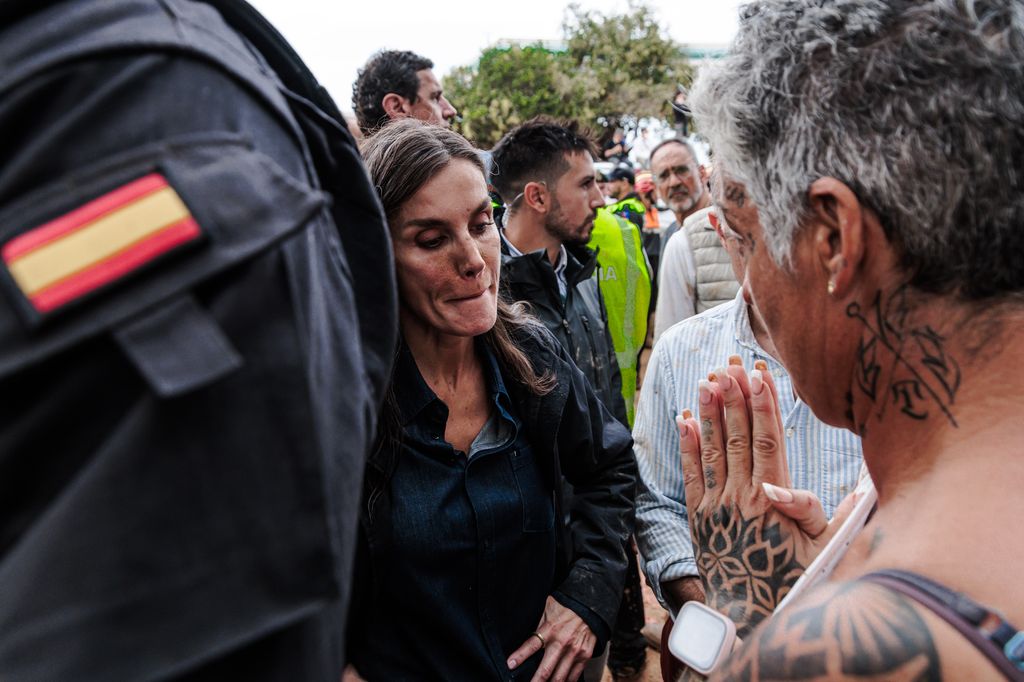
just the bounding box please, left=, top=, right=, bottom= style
left=633, top=291, right=863, bottom=608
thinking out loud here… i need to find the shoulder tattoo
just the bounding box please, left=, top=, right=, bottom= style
left=718, top=581, right=942, bottom=681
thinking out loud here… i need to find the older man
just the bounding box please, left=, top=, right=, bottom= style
left=351, top=50, right=457, bottom=136
left=650, top=139, right=739, bottom=340
left=650, top=139, right=707, bottom=248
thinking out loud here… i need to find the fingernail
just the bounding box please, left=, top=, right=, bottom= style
left=754, top=359, right=768, bottom=371
left=676, top=415, right=690, bottom=441
left=750, top=369, right=765, bottom=395
left=708, top=371, right=717, bottom=383
left=682, top=408, right=693, bottom=420
left=728, top=354, right=742, bottom=366
left=508, top=658, right=517, bottom=669
left=762, top=482, right=794, bottom=503
left=715, top=368, right=732, bottom=392
left=699, top=380, right=713, bottom=404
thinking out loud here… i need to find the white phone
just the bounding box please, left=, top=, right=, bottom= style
left=774, top=474, right=877, bottom=614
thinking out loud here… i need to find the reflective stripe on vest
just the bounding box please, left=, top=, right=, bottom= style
left=589, top=208, right=652, bottom=426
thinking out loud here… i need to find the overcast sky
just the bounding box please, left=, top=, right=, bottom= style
left=248, top=0, right=743, bottom=115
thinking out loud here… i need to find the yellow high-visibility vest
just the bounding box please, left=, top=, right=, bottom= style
left=588, top=208, right=652, bottom=426
left=607, top=196, right=646, bottom=227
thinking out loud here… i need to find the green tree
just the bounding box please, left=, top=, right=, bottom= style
left=443, top=1, right=691, bottom=147
left=444, top=44, right=586, bottom=148
left=562, top=1, right=692, bottom=135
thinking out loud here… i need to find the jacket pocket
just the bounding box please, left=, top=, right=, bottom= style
left=510, top=445, right=555, bottom=533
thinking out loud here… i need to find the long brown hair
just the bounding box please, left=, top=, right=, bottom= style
left=360, top=120, right=554, bottom=509
left=361, top=118, right=553, bottom=396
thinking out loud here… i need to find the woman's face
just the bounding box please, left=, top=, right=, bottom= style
left=392, top=158, right=499, bottom=339
left=712, top=172, right=834, bottom=414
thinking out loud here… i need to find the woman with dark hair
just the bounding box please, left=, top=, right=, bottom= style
left=347, top=119, right=637, bottom=681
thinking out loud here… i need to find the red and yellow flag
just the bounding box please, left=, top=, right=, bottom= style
left=2, top=173, right=202, bottom=314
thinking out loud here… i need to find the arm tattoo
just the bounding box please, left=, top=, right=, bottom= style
left=692, top=507, right=804, bottom=638
left=718, top=581, right=941, bottom=680
left=847, top=286, right=961, bottom=431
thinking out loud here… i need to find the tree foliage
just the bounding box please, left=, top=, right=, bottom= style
left=563, top=2, right=692, bottom=133
left=444, top=45, right=580, bottom=149
left=444, top=1, right=692, bottom=147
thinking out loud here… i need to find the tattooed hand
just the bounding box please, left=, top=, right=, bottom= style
left=677, top=360, right=852, bottom=639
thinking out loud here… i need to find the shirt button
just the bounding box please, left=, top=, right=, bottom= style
left=785, top=427, right=795, bottom=438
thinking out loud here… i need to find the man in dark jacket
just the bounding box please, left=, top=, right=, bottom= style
left=0, top=1, right=396, bottom=679
left=490, top=117, right=647, bottom=680
left=491, top=118, right=626, bottom=426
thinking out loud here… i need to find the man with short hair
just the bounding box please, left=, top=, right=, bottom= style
left=650, top=138, right=708, bottom=243
left=351, top=49, right=457, bottom=136
left=606, top=167, right=645, bottom=231
left=491, top=117, right=647, bottom=680
left=607, top=166, right=635, bottom=202
left=650, top=138, right=738, bottom=340
left=491, top=118, right=626, bottom=427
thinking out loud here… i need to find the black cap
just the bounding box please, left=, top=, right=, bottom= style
left=608, top=166, right=635, bottom=185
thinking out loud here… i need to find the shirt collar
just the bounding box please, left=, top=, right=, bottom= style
left=729, top=288, right=760, bottom=351
left=393, top=336, right=513, bottom=427
left=552, top=245, right=568, bottom=278
left=500, top=231, right=566, bottom=268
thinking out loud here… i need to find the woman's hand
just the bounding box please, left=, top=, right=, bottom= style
left=677, top=358, right=852, bottom=637
left=507, top=596, right=596, bottom=682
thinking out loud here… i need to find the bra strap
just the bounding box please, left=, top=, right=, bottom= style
left=861, top=569, right=1024, bottom=681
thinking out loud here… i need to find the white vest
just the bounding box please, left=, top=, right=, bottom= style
left=684, top=207, right=740, bottom=312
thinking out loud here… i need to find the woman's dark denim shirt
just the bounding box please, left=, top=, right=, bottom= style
left=354, top=339, right=557, bottom=680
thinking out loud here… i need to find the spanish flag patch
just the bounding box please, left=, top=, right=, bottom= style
left=2, top=173, right=202, bottom=317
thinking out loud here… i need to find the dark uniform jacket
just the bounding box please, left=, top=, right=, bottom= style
left=0, top=1, right=396, bottom=679
left=499, top=241, right=629, bottom=427
left=353, top=325, right=637, bottom=678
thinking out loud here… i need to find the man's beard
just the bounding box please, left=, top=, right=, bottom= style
left=544, top=199, right=595, bottom=247
left=544, top=206, right=593, bottom=246
left=671, top=185, right=704, bottom=218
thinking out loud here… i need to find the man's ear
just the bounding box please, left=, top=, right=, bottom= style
left=808, top=178, right=866, bottom=298
left=522, top=181, right=549, bottom=214
left=381, top=93, right=409, bottom=120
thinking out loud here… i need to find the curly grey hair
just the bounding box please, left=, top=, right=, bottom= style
left=690, top=0, right=1024, bottom=300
